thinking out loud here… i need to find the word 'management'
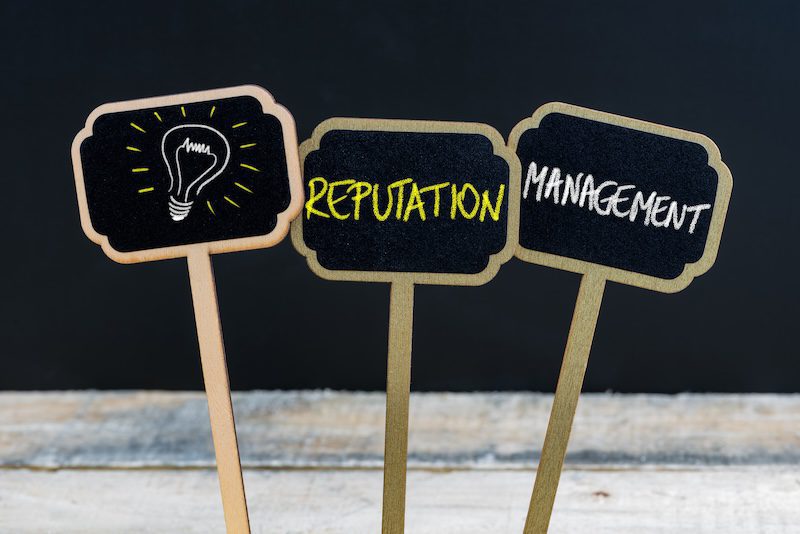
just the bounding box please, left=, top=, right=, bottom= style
left=305, top=176, right=506, bottom=223
left=523, top=161, right=711, bottom=234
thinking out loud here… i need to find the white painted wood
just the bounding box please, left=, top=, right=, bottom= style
left=0, top=467, right=797, bottom=533
left=1, top=392, right=798, bottom=468
left=1, top=392, right=798, bottom=532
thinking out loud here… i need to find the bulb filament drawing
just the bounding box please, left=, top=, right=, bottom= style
left=161, top=124, right=230, bottom=221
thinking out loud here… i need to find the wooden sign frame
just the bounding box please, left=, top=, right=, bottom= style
left=292, top=118, right=520, bottom=286
left=72, top=85, right=303, bottom=264
left=292, top=118, right=520, bottom=533
left=71, top=85, right=303, bottom=534
left=508, top=102, right=732, bottom=533
left=509, top=102, right=732, bottom=294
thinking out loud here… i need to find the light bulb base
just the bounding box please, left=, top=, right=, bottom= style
left=168, top=197, right=193, bottom=222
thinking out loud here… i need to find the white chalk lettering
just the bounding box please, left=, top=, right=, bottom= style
left=523, top=161, right=712, bottom=234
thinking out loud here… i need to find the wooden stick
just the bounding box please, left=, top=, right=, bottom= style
left=381, top=280, right=415, bottom=534
left=523, top=274, right=606, bottom=534
left=187, top=249, right=251, bottom=534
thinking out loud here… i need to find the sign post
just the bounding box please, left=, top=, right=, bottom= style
left=524, top=273, right=604, bottom=534
left=383, top=279, right=415, bottom=532
left=508, top=103, right=733, bottom=533
left=292, top=118, right=520, bottom=533
left=71, top=85, right=303, bottom=534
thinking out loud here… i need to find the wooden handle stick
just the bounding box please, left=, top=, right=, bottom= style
left=187, top=249, right=251, bottom=534
left=523, top=274, right=606, bottom=534
left=381, top=280, right=415, bottom=534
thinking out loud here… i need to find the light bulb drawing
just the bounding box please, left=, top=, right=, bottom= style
left=75, top=88, right=300, bottom=262
left=119, top=100, right=265, bottom=224
left=161, top=124, right=231, bottom=221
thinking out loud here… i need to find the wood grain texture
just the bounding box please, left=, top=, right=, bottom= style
left=0, top=467, right=797, bottom=533
left=1, top=392, right=798, bottom=532
left=188, top=251, right=250, bottom=534
left=1, top=392, right=798, bottom=469
left=525, top=274, right=605, bottom=533
left=382, top=281, right=415, bottom=534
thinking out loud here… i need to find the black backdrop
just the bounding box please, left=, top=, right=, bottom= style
left=1, top=1, right=797, bottom=392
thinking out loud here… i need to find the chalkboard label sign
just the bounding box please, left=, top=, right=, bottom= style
left=72, top=85, right=302, bottom=263
left=292, top=119, right=520, bottom=285
left=508, top=103, right=732, bottom=292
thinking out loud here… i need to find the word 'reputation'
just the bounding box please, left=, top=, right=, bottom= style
left=523, top=162, right=711, bottom=234
left=305, top=177, right=506, bottom=223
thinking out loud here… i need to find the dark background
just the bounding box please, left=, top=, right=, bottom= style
left=1, top=1, right=796, bottom=392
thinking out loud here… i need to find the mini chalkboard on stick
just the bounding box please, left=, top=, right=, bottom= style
left=508, top=103, right=733, bottom=533
left=71, top=85, right=302, bottom=534
left=292, top=118, right=520, bottom=533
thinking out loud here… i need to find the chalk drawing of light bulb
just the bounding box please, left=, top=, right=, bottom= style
left=161, top=124, right=231, bottom=222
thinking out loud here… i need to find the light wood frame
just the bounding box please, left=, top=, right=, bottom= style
left=71, top=85, right=303, bottom=264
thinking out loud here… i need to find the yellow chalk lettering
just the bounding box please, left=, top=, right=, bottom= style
left=402, top=183, right=426, bottom=222
left=389, top=178, right=413, bottom=220
left=419, top=182, right=450, bottom=217
left=305, top=177, right=330, bottom=219
left=327, top=179, right=356, bottom=220
left=450, top=184, right=459, bottom=219
left=372, top=184, right=394, bottom=221
left=457, top=183, right=480, bottom=219
left=308, top=177, right=503, bottom=224
left=346, top=181, right=373, bottom=220
left=479, top=184, right=505, bottom=222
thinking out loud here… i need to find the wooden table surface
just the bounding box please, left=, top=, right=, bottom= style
left=1, top=391, right=798, bottom=533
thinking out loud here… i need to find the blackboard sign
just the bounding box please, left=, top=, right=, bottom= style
left=72, top=86, right=302, bottom=263
left=290, top=119, right=520, bottom=529
left=508, top=103, right=732, bottom=292
left=292, top=119, right=520, bottom=285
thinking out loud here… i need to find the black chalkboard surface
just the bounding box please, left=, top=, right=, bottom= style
left=292, top=119, right=520, bottom=286
left=509, top=104, right=733, bottom=531
left=72, top=86, right=302, bottom=263
left=509, top=103, right=732, bottom=292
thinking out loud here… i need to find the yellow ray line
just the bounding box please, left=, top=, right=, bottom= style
left=130, top=122, right=146, bottom=133
left=181, top=106, right=186, bottom=118
left=240, top=163, right=260, bottom=172
left=138, top=187, right=154, bottom=193
left=239, top=143, right=256, bottom=149
left=126, top=146, right=141, bottom=152
left=153, top=112, right=162, bottom=122
left=232, top=121, right=247, bottom=129
left=207, top=200, right=215, bottom=215
left=234, top=182, right=253, bottom=193
left=131, top=167, right=149, bottom=173
left=209, top=105, right=216, bottom=118
left=224, top=196, right=240, bottom=208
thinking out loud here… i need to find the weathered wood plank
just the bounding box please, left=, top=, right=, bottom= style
left=1, top=392, right=798, bottom=531
left=0, top=467, right=797, bottom=533
left=0, top=392, right=798, bottom=468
